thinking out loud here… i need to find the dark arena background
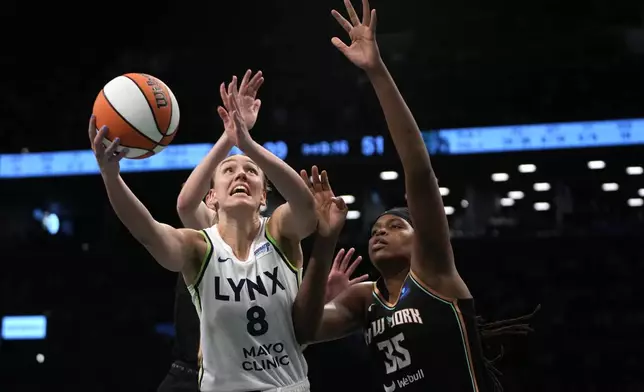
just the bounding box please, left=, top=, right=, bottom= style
left=1, top=0, right=643, bottom=391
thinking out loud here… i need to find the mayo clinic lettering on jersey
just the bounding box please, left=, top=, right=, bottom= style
left=214, top=266, right=285, bottom=301
left=242, top=341, right=291, bottom=371
left=364, top=308, right=423, bottom=345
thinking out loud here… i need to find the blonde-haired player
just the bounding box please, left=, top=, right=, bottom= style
left=90, top=73, right=327, bottom=391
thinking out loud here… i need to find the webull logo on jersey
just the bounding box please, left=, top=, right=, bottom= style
left=382, top=369, right=426, bottom=392
left=242, top=342, right=291, bottom=371
left=214, top=266, right=285, bottom=302
left=364, top=308, right=423, bottom=345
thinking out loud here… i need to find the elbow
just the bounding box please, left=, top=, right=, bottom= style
left=176, top=194, right=192, bottom=214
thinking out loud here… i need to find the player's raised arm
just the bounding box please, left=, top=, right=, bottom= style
left=292, top=167, right=351, bottom=344
left=177, top=71, right=264, bottom=230
left=307, top=282, right=372, bottom=344
left=332, top=0, right=457, bottom=281
left=223, top=84, right=318, bottom=252
left=89, top=116, right=206, bottom=278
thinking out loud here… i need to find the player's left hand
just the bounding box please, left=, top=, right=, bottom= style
left=325, top=248, right=369, bottom=303
left=331, top=0, right=381, bottom=71
left=299, top=166, right=348, bottom=238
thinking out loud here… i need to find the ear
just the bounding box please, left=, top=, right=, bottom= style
left=260, top=189, right=267, bottom=208
left=205, top=189, right=218, bottom=210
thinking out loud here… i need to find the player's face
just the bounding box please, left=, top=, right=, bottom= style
left=214, top=155, right=266, bottom=212
left=368, top=214, right=414, bottom=271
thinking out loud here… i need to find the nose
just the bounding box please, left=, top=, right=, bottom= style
left=374, top=227, right=387, bottom=237
left=234, top=170, right=248, bottom=181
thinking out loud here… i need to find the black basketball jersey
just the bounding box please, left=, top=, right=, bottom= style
left=172, top=274, right=200, bottom=366
left=364, top=271, right=492, bottom=392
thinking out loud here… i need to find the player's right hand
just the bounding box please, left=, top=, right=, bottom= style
left=218, top=70, right=264, bottom=132
left=88, top=115, right=127, bottom=178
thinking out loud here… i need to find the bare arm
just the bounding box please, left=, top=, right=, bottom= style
left=293, top=233, right=340, bottom=344
left=176, top=132, right=232, bottom=229
left=104, top=174, right=205, bottom=275
left=245, top=139, right=317, bottom=242
left=308, top=282, right=371, bottom=344
left=224, top=88, right=317, bottom=244
left=331, top=1, right=456, bottom=281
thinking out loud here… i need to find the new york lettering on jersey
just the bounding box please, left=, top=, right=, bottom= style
left=365, top=272, right=491, bottom=392
left=189, top=217, right=308, bottom=392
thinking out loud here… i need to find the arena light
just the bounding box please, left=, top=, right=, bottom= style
left=36, top=354, right=45, bottom=364
left=460, top=200, right=469, bottom=208
left=380, top=171, right=399, bottom=181
left=628, top=198, right=643, bottom=207
left=444, top=206, right=455, bottom=215
left=601, top=183, right=619, bottom=192
left=588, top=160, right=605, bottom=170
left=626, top=166, right=643, bottom=175
left=340, top=195, right=355, bottom=204
left=639, top=189, right=644, bottom=197
left=533, top=182, right=551, bottom=192
left=534, top=202, right=550, bottom=211
left=347, top=210, right=361, bottom=220
left=491, top=173, right=509, bottom=182
left=508, top=191, right=524, bottom=200
left=439, top=187, right=450, bottom=196
left=518, top=164, right=536, bottom=173
left=500, top=198, right=515, bottom=207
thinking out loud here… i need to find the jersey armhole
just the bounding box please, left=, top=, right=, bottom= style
left=265, top=218, right=300, bottom=276
left=190, top=229, right=214, bottom=290
left=409, top=269, right=456, bottom=303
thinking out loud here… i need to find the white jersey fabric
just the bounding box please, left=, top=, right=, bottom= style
left=188, top=217, right=308, bottom=392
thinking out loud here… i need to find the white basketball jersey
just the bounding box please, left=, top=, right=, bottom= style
left=188, top=217, right=308, bottom=392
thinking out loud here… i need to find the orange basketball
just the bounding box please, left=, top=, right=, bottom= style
left=92, top=73, right=180, bottom=159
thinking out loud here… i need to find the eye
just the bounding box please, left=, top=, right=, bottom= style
left=247, top=167, right=258, bottom=175
left=391, top=223, right=403, bottom=230
left=223, top=167, right=233, bottom=174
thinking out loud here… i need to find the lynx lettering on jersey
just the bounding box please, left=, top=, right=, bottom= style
left=242, top=341, right=291, bottom=371
left=214, top=266, right=286, bottom=301
left=364, top=308, right=423, bottom=345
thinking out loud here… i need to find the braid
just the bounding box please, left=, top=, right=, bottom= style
left=477, top=304, right=541, bottom=392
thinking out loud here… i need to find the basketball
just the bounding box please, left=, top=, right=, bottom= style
left=92, top=73, right=180, bottom=159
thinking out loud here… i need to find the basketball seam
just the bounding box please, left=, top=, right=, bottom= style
left=101, top=89, right=161, bottom=150
left=124, top=74, right=164, bottom=137
left=162, top=79, right=174, bottom=136
left=103, top=135, right=155, bottom=154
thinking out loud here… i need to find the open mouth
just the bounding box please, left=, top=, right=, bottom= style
left=230, top=185, right=250, bottom=196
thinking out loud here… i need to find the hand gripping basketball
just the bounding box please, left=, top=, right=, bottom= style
left=89, top=115, right=128, bottom=178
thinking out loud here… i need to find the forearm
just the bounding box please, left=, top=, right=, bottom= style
left=177, top=133, right=234, bottom=212
left=366, top=63, right=433, bottom=173
left=242, top=140, right=315, bottom=212
left=103, top=174, right=162, bottom=245
left=293, top=233, right=340, bottom=344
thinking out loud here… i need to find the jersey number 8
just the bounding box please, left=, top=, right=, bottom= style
left=246, top=305, right=269, bottom=336
left=377, top=332, right=412, bottom=374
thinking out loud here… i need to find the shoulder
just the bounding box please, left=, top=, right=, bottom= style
left=265, top=215, right=304, bottom=269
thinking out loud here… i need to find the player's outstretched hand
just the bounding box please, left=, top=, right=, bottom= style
left=218, top=70, right=264, bottom=133
left=88, top=115, right=127, bottom=178
left=325, top=248, right=369, bottom=303
left=300, top=166, right=348, bottom=238
left=331, top=0, right=381, bottom=71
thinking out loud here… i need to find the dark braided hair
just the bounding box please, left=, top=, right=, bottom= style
left=476, top=304, right=541, bottom=392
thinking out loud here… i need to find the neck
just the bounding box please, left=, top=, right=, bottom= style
left=382, top=267, right=410, bottom=303
left=217, top=210, right=262, bottom=260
